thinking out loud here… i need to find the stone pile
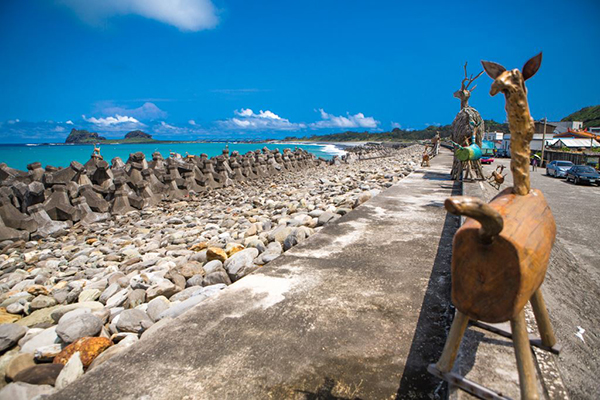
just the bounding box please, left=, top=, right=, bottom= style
left=0, top=147, right=320, bottom=242
left=319, top=143, right=412, bottom=166
left=0, top=144, right=421, bottom=396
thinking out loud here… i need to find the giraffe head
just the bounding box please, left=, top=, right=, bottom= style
left=481, top=53, right=542, bottom=97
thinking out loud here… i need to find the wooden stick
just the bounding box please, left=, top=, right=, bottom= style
left=530, top=289, right=557, bottom=348
left=436, top=311, right=470, bottom=372
left=511, top=310, right=540, bottom=400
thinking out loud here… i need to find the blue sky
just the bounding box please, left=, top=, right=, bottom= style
left=0, top=0, right=599, bottom=142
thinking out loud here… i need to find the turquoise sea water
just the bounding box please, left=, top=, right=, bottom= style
left=0, top=142, right=345, bottom=171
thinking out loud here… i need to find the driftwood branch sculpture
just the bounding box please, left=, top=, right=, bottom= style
left=454, top=62, right=484, bottom=109
left=451, top=63, right=485, bottom=180
left=430, top=53, right=558, bottom=400
left=487, top=164, right=507, bottom=190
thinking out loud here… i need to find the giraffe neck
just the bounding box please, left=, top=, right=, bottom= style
left=505, top=89, right=534, bottom=195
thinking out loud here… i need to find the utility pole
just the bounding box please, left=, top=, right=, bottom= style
left=541, top=117, right=547, bottom=166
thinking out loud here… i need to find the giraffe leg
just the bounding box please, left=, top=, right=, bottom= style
left=436, top=311, right=470, bottom=372
left=511, top=310, right=540, bottom=400
left=530, top=289, right=557, bottom=348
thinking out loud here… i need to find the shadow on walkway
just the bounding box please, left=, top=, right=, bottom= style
left=395, top=179, right=461, bottom=399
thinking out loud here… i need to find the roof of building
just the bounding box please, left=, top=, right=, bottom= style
left=550, top=138, right=600, bottom=148
left=554, top=130, right=600, bottom=140
left=502, top=133, right=557, bottom=140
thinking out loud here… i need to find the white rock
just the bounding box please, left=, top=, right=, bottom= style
left=55, top=351, right=84, bottom=390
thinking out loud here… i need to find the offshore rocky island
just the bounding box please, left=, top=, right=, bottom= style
left=65, top=129, right=157, bottom=144
left=0, top=142, right=421, bottom=395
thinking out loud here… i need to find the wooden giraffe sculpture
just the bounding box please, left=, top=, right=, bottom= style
left=429, top=53, right=559, bottom=400
left=483, top=54, right=541, bottom=195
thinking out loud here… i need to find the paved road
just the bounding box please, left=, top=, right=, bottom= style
left=534, top=162, right=599, bottom=270
left=491, top=157, right=599, bottom=273
left=484, top=158, right=599, bottom=399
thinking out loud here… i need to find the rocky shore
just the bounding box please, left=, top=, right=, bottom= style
left=0, top=143, right=421, bottom=398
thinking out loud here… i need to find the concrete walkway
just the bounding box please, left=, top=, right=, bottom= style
left=51, top=150, right=459, bottom=400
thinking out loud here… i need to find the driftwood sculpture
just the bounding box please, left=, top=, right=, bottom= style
left=421, top=145, right=431, bottom=167
left=451, top=62, right=486, bottom=180
left=431, top=132, right=441, bottom=157
left=451, top=120, right=484, bottom=181
left=92, top=144, right=102, bottom=159
left=487, top=165, right=507, bottom=190
left=429, top=53, right=558, bottom=400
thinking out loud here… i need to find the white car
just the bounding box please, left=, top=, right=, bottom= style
left=546, top=160, right=574, bottom=178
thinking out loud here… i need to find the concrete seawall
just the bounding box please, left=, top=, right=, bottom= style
left=50, top=150, right=460, bottom=400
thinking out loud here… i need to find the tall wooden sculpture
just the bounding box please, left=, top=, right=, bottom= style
left=451, top=62, right=485, bottom=180
left=429, top=53, right=559, bottom=400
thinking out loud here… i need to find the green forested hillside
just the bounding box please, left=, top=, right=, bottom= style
left=561, top=105, right=600, bottom=128
left=286, top=119, right=509, bottom=142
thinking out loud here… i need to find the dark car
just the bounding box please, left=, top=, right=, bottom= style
left=496, top=149, right=508, bottom=158
left=566, top=165, right=600, bottom=185
left=546, top=160, right=574, bottom=178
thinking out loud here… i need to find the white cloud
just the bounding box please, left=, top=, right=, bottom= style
left=58, top=0, right=218, bottom=32
left=391, top=122, right=402, bottom=129
left=159, top=121, right=177, bottom=129
left=188, top=119, right=197, bottom=126
left=99, top=102, right=167, bottom=120
left=234, top=108, right=254, bottom=117
left=310, top=109, right=379, bottom=129
left=220, top=109, right=306, bottom=131
left=234, top=108, right=284, bottom=120
left=83, top=114, right=143, bottom=126
left=151, top=121, right=210, bottom=138
left=66, top=120, right=74, bottom=125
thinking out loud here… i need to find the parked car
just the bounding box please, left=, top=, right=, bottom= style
left=496, top=149, right=509, bottom=158
left=481, top=156, right=494, bottom=164
left=480, top=141, right=495, bottom=164
left=565, top=165, right=600, bottom=185
left=546, top=160, right=574, bottom=178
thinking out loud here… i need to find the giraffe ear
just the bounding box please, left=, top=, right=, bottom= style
left=523, top=53, right=542, bottom=81
left=481, top=61, right=506, bottom=79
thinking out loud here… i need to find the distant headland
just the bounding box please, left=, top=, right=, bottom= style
left=65, top=128, right=158, bottom=144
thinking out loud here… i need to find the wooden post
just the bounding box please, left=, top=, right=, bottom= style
left=436, top=311, right=470, bottom=372
left=530, top=289, right=557, bottom=348
left=541, top=117, right=547, bottom=167
left=511, top=310, right=540, bottom=400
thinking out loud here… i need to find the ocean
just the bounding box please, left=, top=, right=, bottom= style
left=0, top=142, right=346, bottom=171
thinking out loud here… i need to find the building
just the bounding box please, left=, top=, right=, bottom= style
left=553, top=129, right=600, bottom=142
left=548, top=138, right=600, bottom=151
left=483, top=131, right=503, bottom=151
left=534, top=121, right=558, bottom=134
left=501, top=132, right=557, bottom=156
left=548, top=121, right=583, bottom=133
left=483, top=131, right=504, bottom=141
left=499, top=120, right=586, bottom=156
